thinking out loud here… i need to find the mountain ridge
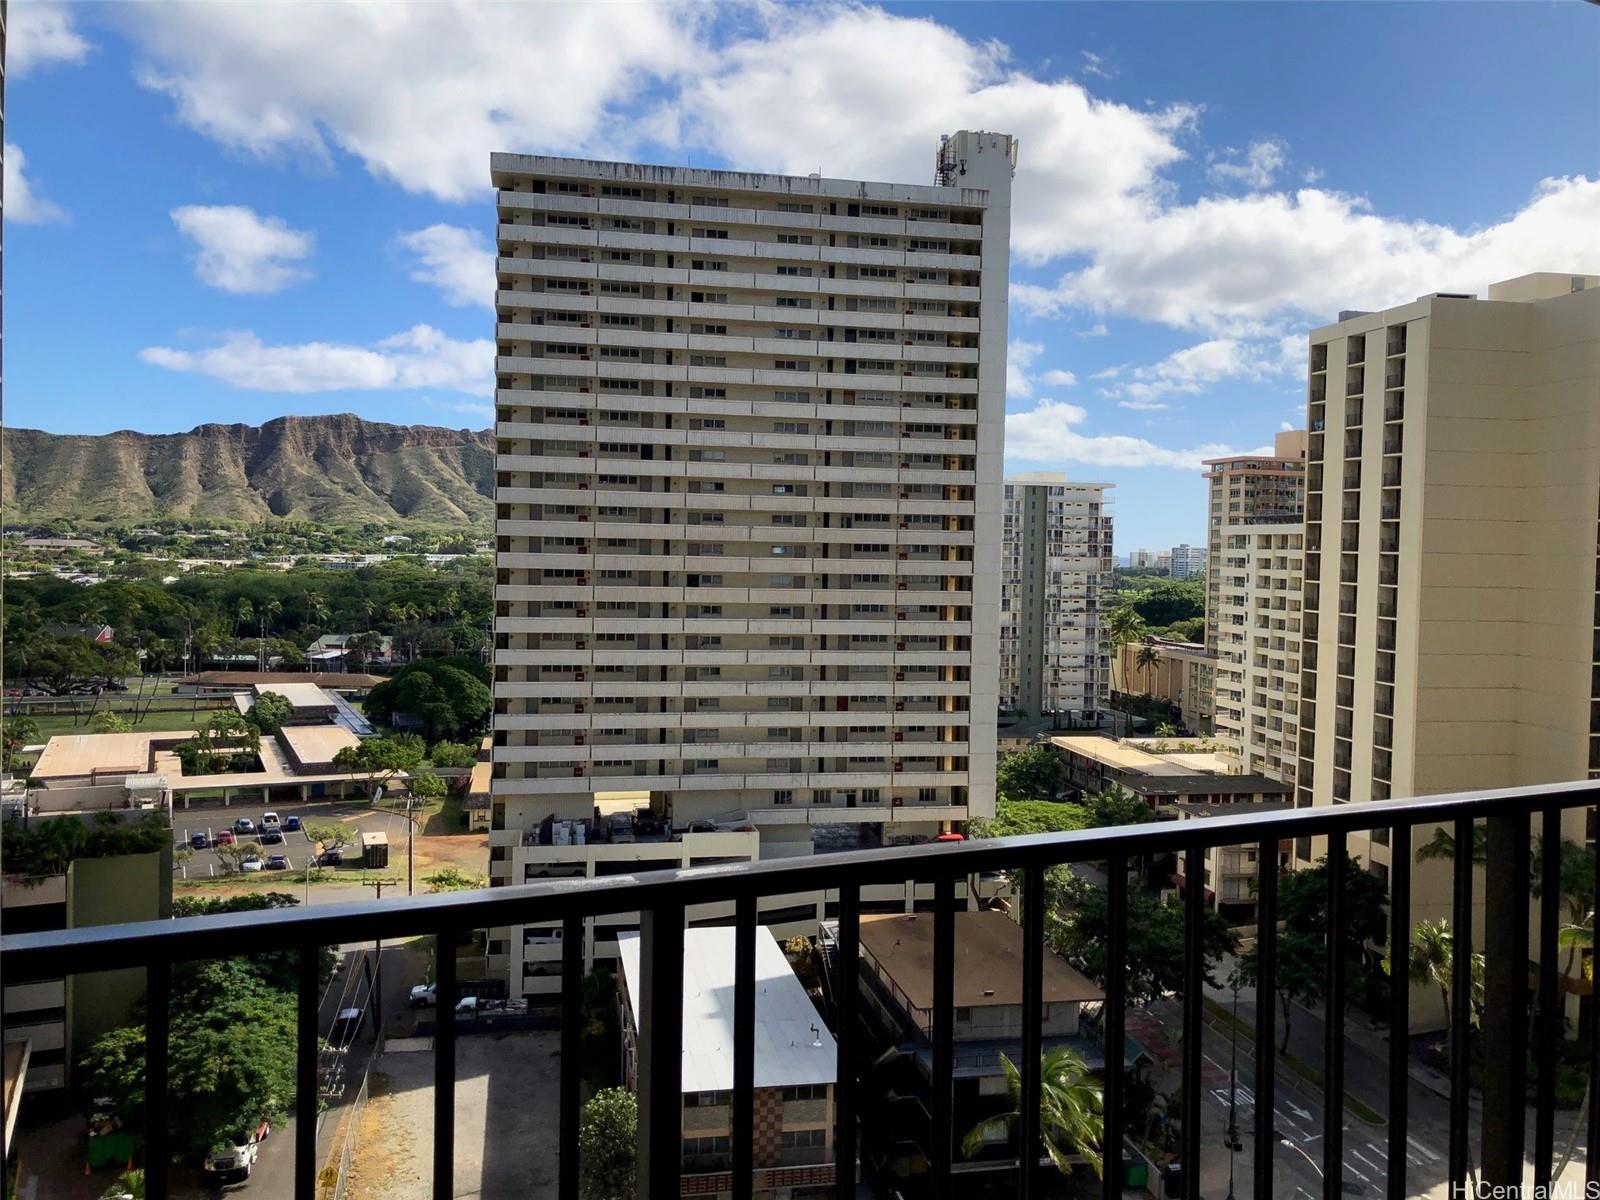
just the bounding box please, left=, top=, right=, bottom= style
left=2, top=413, right=496, bottom=526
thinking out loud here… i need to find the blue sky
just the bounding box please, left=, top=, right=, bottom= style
left=6, top=1, right=1597, bottom=550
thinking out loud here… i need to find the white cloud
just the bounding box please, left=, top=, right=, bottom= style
left=171, top=205, right=314, bottom=294
left=1079, top=323, right=1109, bottom=338
left=1006, top=398, right=1238, bottom=470
left=1209, top=138, right=1288, bottom=190
left=1080, top=50, right=1113, bottom=79
left=9, top=1, right=92, bottom=76
left=4, top=143, right=68, bottom=224
left=1103, top=336, right=1301, bottom=403
left=116, top=3, right=1600, bottom=335
left=139, top=325, right=493, bottom=395
left=1040, top=369, right=1078, bottom=388
left=116, top=1, right=703, bottom=202
left=1007, top=339, right=1045, bottom=398
left=399, top=224, right=495, bottom=308
left=1118, top=399, right=1173, bottom=412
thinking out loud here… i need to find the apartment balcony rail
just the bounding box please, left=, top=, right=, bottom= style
left=6, top=784, right=1600, bottom=1200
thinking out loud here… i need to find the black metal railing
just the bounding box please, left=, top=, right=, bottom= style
left=5, top=780, right=1600, bottom=1200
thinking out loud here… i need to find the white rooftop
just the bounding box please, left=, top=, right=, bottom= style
left=616, top=926, right=835, bottom=1094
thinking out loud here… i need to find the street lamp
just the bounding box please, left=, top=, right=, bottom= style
left=1225, top=973, right=1243, bottom=1200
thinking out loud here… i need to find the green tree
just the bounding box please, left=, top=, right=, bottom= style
left=427, top=740, right=480, bottom=769
left=1055, top=878, right=1238, bottom=1006
left=175, top=710, right=258, bottom=775
left=303, top=821, right=353, bottom=856
left=1, top=812, right=169, bottom=878
left=333, top=734, right=427, bottom=797
left=1080, top=785, right=1151, bottom=829
left=1123, top=579, right=1205, bottom=628
left=91, top=710, right=132, bottom=734
left=407, top=771, right=449, bottom=802
left=962, top=1048, right=1103, bottom=1177
left=362, top=660, right=491, bottom=742
left=1103, top=606, right=1146, bottom=649
left=1239, top=855, right=1388, bottom=1051
left=996, top=745, right=1062, bottom=803
left=579, top=1088, right=637, bottom=1200
left=246, top=691, right=295, bottom=735
left=1382, top=918, right=1482, bottom=1051
left=82, top=960, right=298, bottom=1159
left=99, top=1168, right=144, bottom=1200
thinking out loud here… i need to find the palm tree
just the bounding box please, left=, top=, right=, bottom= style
left=303, top=591, right=328, bottom=626
left=1104, top=606, right=1145, bottom=649
left=233, top=597, right=254, bottom=638
left=962, top=1048, right=1104, bottom=1178
left=1383, top=918, right=1483, bottom=1059
left=1134, top=642, right=1160, bottom=695
left=99, top=1167, right=144, bottom=1199
left=260, top=597, right=283, bottom=636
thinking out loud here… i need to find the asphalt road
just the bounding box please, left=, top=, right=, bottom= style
left=174, top=803, right=422, bottom=882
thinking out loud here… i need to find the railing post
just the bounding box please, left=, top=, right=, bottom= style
left=1385, top=823, right=1410, bottom=1200
left=834, top=884, right=860, bottom=1200
left=433, top=930, right=457, bottom=1200
left=929, top=874, right=956, bottom=1200
left=1252, top=839, right=1277, bottom=1195
left=297, top=943, right=321, bottom=1200
left=1535, top=804, right=1561, bottom=1190
left=637, top=901, right=685, bottom=1200
left=1018, top=865, right=1044, bottom=1200
left=1448, top=817, right=1473, bottom=1191
left=1102, top=854, right=1127, bottom=1200
left=1180, top=847, right=1203, bottom=1200
left=1481, top=811, right=1530, bottom=1188
left=733, top=895, right=756, bottom=1200
left=559, top=913, right=584, bottom=1200
left=1321, top=834, right=1346, bottom=1200
left=145, top=957, right=171, bottom=1200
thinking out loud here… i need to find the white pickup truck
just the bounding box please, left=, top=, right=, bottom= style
left=204, top=1119, right=270, bottom=1180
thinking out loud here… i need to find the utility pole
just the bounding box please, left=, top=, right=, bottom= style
left=365, top=879, right=390, bottom=1038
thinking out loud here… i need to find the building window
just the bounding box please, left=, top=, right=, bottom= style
left=781, top=1084, right=827, bottom=1102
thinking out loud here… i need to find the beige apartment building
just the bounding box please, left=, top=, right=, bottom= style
left=1296, top=274, right=1600, bottom=1022
left=487, top=134, right=1015, bottom=994
left=1109, top=636, right=1216, bottom=734
left=999, top=474, right=1114, bottom=722
left=1204, top=431, right=1307, bottom=782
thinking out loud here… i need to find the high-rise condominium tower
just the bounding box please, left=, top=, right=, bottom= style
left=1296, top=274, right=1600, bottom=977
left=1204, top=431, right=1307, bottom=782
left=999, top=474, right=1114, bottom=722
left=1169, top=543, right=1206, bottom=581
left=488, top=134, right=1015, bottom=959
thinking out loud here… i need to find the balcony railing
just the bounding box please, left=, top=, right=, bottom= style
left=5, top=783, right=1600, bottom=1200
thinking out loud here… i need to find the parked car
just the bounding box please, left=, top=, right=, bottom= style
left=233, top=817, right=255, bottom=835
left=260, top=829, right=284, bottom=845
left=215, top=830, right=236, bottom=846
left=455, top=995, right=480, bottom=1015
left=525, top=927, right=563, bottom=946
left=265, top=854, right=289, bottom=870
left=607, top=813, right=636, bottom=844
left=260, top=812, right=281, bottom=828
left=318, top=849, right=344, bottom=866
left=284, top=815, right=302, bottom=832
left=204, top=1120, right=270, bottom=1180
left=409, top=983, right=438, bottom=1008
left=188, top=832, right=209, bottom=850
left=240, top=855, right=264, bottom=872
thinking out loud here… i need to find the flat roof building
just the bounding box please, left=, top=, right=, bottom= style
left=1049, top=734, right=1292, bottom=807
left=617, top=926, right=836, bottom=1196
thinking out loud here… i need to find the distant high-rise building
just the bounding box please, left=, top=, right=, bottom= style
left=1169, top=543, right=1206, bottom=580
left=1155, top=550, right=1173, bottom=573
left=1128, top=549, right=1159, bottom=569
left=1296, top=274, right=1600, bottom=1008
left=489, top=133, right=1017, bottom=996
left=999, top=474, right=1114, bottom=721
left=1204, top=431, right=1307, bottom=781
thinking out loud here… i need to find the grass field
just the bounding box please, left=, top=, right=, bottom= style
left=29, top=706, right=216, bottom=739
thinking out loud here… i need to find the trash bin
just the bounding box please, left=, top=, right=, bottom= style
left=1122, top=1150, right=1149, bottom=1189
left=1162, top=1162, right=1184, bottom=1199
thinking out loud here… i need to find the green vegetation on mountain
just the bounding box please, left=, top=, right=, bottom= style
left=2, top=413, right=492, bottom=526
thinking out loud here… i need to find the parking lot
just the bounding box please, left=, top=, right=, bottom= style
left=175, top=813, right=322, bottom=875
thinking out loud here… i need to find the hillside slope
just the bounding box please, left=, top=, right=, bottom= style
left=2, top=414, right=495, bottom=526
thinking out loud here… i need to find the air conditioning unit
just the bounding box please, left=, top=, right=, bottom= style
left=574, top=766, right=585, bottom=777
left=894, top=731, right=904, bottom=742
left=576, top=607, right=588, bottom=617
left=894, top=762, right=904, bottom=772
left=575, top=703, right=586, bottom=713
left=576, top=640, right=586, bottom=650
left=576, top=672, right=586, bottom=682
left=895, top=701, right=905, bottom=712
left=574, top=735, right=585, bottom=746
left=895, top=671, right=905, bottom=681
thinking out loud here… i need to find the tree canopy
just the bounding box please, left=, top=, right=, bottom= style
left=1, top=812, right=169, bottom=878
left=996, top=745, right=1063, bottom=803
left=246, top=691, right=295, bottom=735
left=333, top=734, right=427, bottom=795
left=579, top=1088, right=637, bottom=1200
left=362, top=658, right=491, bottom=743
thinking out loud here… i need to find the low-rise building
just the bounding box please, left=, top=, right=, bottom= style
left=1170, top=800, right=1293, bottom=918
left=176, top=670, right=384, bottom=697
left=1048, top=735, right=1291, bottom=808
left=617, top=926, right=837, bottom=1198
left=1109, top=637, right=1217, bottom=734
left=843, top=910, right=1106, bottom=1187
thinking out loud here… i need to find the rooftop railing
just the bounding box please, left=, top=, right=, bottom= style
left=5, top=780, right=1600, bottom=1199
